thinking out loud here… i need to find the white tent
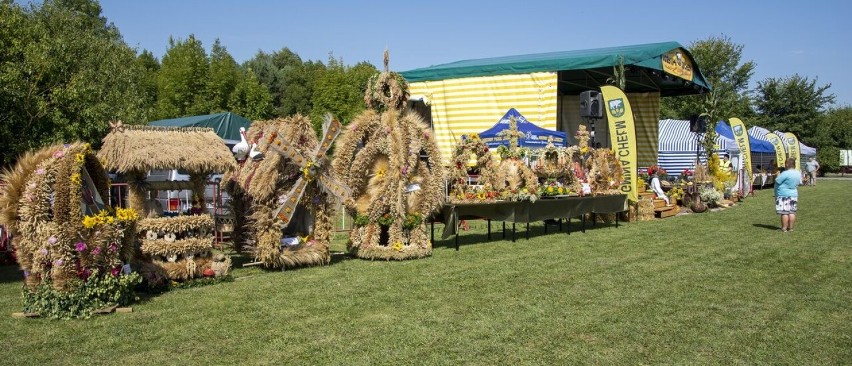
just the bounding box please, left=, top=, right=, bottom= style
left=658, top=119, right=738, bottom=177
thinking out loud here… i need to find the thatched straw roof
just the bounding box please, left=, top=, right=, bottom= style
left=98, top=126, right=235, bottom=174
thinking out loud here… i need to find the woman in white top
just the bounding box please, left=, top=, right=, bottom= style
left=648, top=168, right=670, bottom=205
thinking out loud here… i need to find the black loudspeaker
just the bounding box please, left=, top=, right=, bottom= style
left=579, top=90, right=603, bottom=118
left=689, top=114, right=707, bottom=133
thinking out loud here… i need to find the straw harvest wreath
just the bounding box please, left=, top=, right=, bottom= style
left=449, top=133, right=499, bottom=203
left=0, top=142, right=140, bottom=317
left=332, top=59, right=445, bottom=260
left=223, top=114, right=344, bottom=269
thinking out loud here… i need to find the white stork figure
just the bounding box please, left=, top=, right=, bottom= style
left=232, top=127, right=250, bottom=161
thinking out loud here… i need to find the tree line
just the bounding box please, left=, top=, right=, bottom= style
left=0, top=0, right=376, bottom=167
left=1, top=1, right=849, bottom=172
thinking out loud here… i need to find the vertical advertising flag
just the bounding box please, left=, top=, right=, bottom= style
left=600, top=85, right=637, bottom=202
left=764, top=132, right=787, bottom=170
left=728, top=118, right=752, bottom=181
left=784, top=132, right=801, bottom=171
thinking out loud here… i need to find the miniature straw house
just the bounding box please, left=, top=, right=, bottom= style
left=98, top=126, right=234, bottom=281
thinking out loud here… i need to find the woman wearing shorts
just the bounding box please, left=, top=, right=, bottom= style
left=774, top=157, right=801, bottom=232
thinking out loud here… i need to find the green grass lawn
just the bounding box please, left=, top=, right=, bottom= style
left=1, top=181, right=850, bottom=365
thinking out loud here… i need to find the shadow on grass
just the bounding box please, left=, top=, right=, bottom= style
left=0, top=264, right=23, bottom=284
left=752, top=223, right=781, bottom=231
left=431, top=219, right=623, bottom=250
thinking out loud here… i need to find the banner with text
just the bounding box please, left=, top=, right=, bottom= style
left=784, top=132, right=801, bottom=171
left=764, top=132, right=787, bottom=169
left=601, top=85, right=637, bottom=202
left=728, top=118, right=752, bottom=181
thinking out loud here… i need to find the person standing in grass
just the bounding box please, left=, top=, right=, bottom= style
left=805, top=157, right=820, bottom=186
left=774, top=157, right=801, bottom=232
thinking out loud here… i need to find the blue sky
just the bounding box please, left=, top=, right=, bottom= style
left=98, top=0, right=851, bottom=107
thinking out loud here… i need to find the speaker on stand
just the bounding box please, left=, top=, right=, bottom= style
left=580, top=90, right=604, bottom=147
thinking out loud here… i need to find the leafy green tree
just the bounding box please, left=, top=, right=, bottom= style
left=155, top=34, right=209, bottom=119
left=244, top=47, right=321, bottom=117
left=228, top=68, right=273, bottom=121
left=813, top=107, right=852, bottom=173
left=661, top=35, right=756, bottom=122
left=310, top=55, right=377, bottom=132
left=136, top=49, right=160, bottom=117
left=205, top=39, right=239, bottom=113
left=0, top=0, right=148, bottom=166
left=752, top=74, right=835, bottom=145
left=660, top=35, right=756, bottom=166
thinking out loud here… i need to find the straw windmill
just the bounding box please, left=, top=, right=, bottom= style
left=0, top=142, right=140, bottom=317
left=99, top=125, right=234, bottom=282
left=332, top=51, right=445, bottom=260
left=268, top=116, right=351, bottom=228
left=222, top=114, right=343, bottom=269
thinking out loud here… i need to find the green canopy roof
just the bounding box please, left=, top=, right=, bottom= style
left=401, top=41, right=711, bottom=97
left=148, top=112, right=251, bottom=143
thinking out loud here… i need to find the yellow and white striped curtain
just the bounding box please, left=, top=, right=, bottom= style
left=628, top=92, right=661, bottom=168
left=409, top=72, right=558, bottom=162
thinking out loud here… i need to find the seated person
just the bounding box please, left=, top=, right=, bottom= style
left=648, top=167, right=670, bottom=205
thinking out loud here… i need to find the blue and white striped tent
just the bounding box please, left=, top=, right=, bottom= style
left=748, top=126, right=817, bottom=171
left=657, top=119, right=738, bottom=177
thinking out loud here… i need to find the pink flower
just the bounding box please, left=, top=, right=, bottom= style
left=92, top=246, right=102, bottom=255
left=110, top=267, right=121, bottom=276
left=39, top=248, right=48, bottom=256
left=53, top=150, right=65, bottom=158
left=54, top=259, right=64, bottom=267
left=109, top=242, right=118, bottom=253
left=75, top=242, right=87, bottom=252
left=78, top=268, right=91, bottom=280
left=48, top=236, right=57, bottom=245
left=36, top=168, right=45, bottom=175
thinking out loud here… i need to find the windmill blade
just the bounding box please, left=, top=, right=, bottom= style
left=269, top=141, right=309, bottom=168
left=313, top=114, right=342, bottom=160
left=273, top=177, right=309, bottom=226
left=318, top=173, right=352, bottom=201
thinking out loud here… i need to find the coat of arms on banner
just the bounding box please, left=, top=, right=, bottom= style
left=607, top=98, right=625, bottom=117
left=733, top=125, right=743, bottom=136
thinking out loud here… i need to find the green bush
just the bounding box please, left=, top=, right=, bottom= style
left=22, top=270, right=141, bottom=319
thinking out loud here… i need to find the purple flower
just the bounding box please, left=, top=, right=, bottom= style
left=108, top=242, right=118, bottom=253
left=54, top=259, right=64, bottom=267
left=401, top=167, right=408, bottom=175
left=75, top=242, right=87, bottom=252
left=36, top=168, right=45, bottom=175
left=47, top=236, right=57, bottom=245
left=92, top=246, right=102, bottom=255
left=39, top=248, right=48, bottom=256
left=23, top=270, right=29, bottom=278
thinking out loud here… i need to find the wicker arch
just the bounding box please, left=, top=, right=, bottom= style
left=222, top=115, right=334, bottom=269
left=332, top=109, right=444, bottom=260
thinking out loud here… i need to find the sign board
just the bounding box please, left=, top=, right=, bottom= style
left=841, top=150, right=852, bottom=167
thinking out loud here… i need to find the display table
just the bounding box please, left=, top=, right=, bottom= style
left=439, top=195, right=628, bottom=249
left=752, top=173, right=775, bottom=188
